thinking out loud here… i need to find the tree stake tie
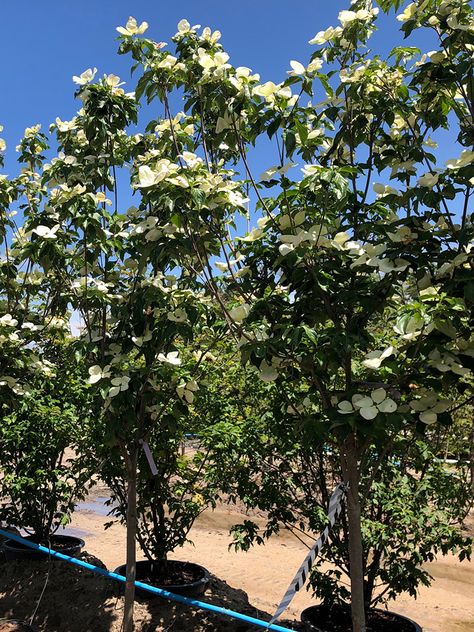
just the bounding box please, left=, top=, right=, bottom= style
left=268, top=482, right=348, bottom=625
left=140, top=439, right=158, bottom=476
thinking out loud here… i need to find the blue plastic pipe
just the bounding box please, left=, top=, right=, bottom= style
left=0, top=528, right=295, bottom=632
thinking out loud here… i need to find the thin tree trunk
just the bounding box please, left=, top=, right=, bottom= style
left=340, top=434, right=366, bottom=632
left=469, top=421, right=474, bottom=496
left=123, top=449, right=138, bottom=632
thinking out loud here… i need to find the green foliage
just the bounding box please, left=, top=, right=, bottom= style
left=0, top=4, right=473, bottom=629
left=0, top=341, right=92, bottom=540
left=219, top=418, right=472, bottom=607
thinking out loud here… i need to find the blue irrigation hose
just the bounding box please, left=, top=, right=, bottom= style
left=0, top=528, right=295, bottom=632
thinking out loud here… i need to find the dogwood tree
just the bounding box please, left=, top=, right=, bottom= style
left=3, top=1, right=471, bottom=630
left=116, top=1, right=474, bottom=630
left=0, top=124, right=71, bottom=420
left=7, top=56, right=224, bottom=631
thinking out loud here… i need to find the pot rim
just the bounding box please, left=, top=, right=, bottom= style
left=2, top=533, right=85, bottom=551
left=114, top=559, right=210, bottom=588
left=300, top=604, right=422, bottom=632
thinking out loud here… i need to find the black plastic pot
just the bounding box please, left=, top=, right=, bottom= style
left=0, top=619, right=37, bottom=632
left=301, top=605, right=422, bottom=632
left=2, top=534, right=85, bottom=561
left=0, top=526, right=20, bottom=545
left=0, top=527, right=21, bottom=560
left=114, top=559, right=210, bottom=599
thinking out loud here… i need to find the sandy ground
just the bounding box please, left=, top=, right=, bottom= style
left=1, top=483, right=473, bottom=631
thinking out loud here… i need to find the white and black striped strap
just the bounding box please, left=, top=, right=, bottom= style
left=269, top=482, right=348, bottom=625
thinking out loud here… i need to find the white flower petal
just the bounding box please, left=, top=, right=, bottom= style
left=378, top=398, right=397, bottom=413
left=419, top=411, right=437, bottom=425
left=371, top=388, right=387, bottom=404
left=353, top=396, right=373, bottom=409
left=359, top=406, right=378, bottom=420
left=338, top=400, right=354, bottom=413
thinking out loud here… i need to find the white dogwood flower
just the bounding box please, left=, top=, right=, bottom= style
left=338, top=389, right=397, bottom=420
left=176, top=19, right=201, bottom=35
left=0, top=314, right=18, bottom=327
left=55, top=117, right=77, bottom=132
left=396, top=3, right=417, bottom=22
left=373, top=183, right=402, bottom=197
left=137, top=163, right=171, bottom=188
left=387, top=226, right=418, bottom=243
left=445, top=150, right=474, bottom=170
left=428, top=349, right=470, bottom=376
left=88, top=364, right=111, bottom=384
left=108, top=376, right=131, bottom=398
left=228, top=303, right=251, bottom=323
left=167, top=309, right=188, bottom=323
left=253, top=81, right=279, bottom=98
left=362, top=346, right=394, bottom=370
left=410, top=393, right=450, bottom=425
left=176, top=379, right=199, bottom=403
left=258, top=359, right=280, bottom=382
left=287, top=60, right=306, bottom=76
left=73, top=68, right=97, bottom=85
left=116, top=16, right=149, bottom=36
left=309, top=26, right=342, bottom=45
left=157, top=351, right=181, bottom=366
left=32, top=225, right=60, bottom=240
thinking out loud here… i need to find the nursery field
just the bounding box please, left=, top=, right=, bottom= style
left=1, top=2, right=474, bottom=632
left=1, top=483, right=473, bottom=632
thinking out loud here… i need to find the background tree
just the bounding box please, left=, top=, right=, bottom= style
left=119, top=2, right=474, bottom=629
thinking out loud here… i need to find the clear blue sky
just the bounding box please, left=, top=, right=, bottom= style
left=2, top=0, right=458, bottom=208
left=0, top=1, right=437, bottom=160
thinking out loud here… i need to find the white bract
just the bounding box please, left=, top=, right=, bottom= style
left=137, top=161, right=177, bottom=188
left=176, top=379, right=199, bottom=403
left=0, top=314, right=18, bottom=327
left=428, top=349, right=470, bottom=376
left=238, top=228, right=263, bottom=243
left=338, top=389, right=397, bottom=420
left=309, top=26, right=343, bottom=45
left=228, top=303, right=251, bottom=323
left=387, top=226, right=418, bottom=243
left=410, top=393, right=451, bottom=425
left=88, top=365, right=112, bottom=384
left=117, top=16, right=149, bottom=36
left=338, top=7, right=379, bottom=28
left=396, top=3, right=417, bottom=22
left=32, top=225, right=60, bottom=240
left=258, top=359, right=279, bottom=382
left=287, top=60, right=306, bottom=76
left=55, top=117, right=77, bottom=132
left=109, top=376, right=131, bottom=398
left=362, top=346, right=394, bottom=370
left=373, top=183, right=402, bottom=197
left=167, top=309, right=188, bottom=323
left=445, top=150, right=474, bottom=170
left=157, top=351, right=181, bottom=366
left=73, top=68, right=97, bottom=85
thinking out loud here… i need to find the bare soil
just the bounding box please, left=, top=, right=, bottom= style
left=0, top=483, right=473, bottom=632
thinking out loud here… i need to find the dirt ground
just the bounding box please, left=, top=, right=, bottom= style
left=1, top=483, right=473, bottom=632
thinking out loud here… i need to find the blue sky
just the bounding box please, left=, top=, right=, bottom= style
left=1, top=0, right=439, bottom=171
left=1, top=0, right=462, bottom=232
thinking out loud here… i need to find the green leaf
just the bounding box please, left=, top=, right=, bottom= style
left=285, top=130, right=296, bottom=156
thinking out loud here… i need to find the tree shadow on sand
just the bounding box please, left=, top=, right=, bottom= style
left=125, top=573, right=303, bottom=632
left=0, top=551, right=117, bottom=632
left=1, top=554, right=302, bottom=632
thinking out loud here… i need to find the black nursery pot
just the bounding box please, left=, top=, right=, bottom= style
left=301, top=604, right=422, bottom=632
left=114, top=559, right=210, bottom=599
left=2, top=534, right=85, bottom=561
left=0, top=527, right=20, bottom=544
